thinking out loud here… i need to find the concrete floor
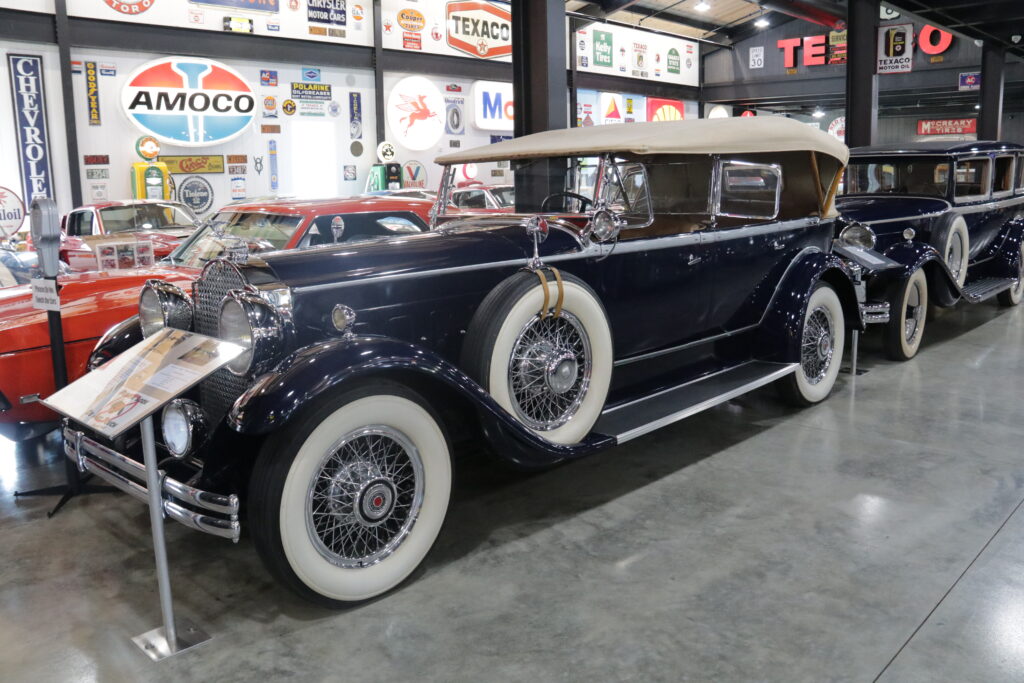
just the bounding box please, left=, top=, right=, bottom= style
left=2, top=303, right=1024, bottom=682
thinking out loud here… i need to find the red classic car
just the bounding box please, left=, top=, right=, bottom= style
left=0, top=196, right=434, bottom=440
left=28, top=200, right=199, bottom=270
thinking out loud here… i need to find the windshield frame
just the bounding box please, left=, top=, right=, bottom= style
left=99, top=202, right=197, bottom=234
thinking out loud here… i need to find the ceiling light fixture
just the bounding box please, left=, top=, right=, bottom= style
left=755, top=17, right=770, bottom=28
left=812, top=109, right=825, bottom=118
left=695, top=1, right=711, bottom=12
left=975, top=104, right=981, bottom=109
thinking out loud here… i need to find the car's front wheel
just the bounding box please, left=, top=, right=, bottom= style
left=778, top=282, right=845, bottom=406
left=249, top=382, right=452, bottom=607
left=884, top=268, right=928, bottom=361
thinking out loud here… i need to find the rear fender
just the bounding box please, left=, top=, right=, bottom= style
left=755, top=250, right=861, bottom=364
left=228, top=335, right=613, bottom=469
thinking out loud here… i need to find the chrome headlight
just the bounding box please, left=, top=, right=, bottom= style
left=218, top=291, right=286, bottom=376
left=161, top=398, right=206, bottom=459
left=139, top=280, right=193, bottom=338
left=589, top=209, right=622, bottom=243
left=838, top=222, right=877, bottom=250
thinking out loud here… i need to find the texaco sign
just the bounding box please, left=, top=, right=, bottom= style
left=446, top=1, right=512, bottom=60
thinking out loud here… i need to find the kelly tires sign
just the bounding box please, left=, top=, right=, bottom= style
left=121, top=57, right=256, bottom=146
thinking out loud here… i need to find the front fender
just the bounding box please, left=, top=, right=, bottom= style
left=87, top=315, right=142, bottom=370
left=878, top=241, right=960, bottom=306
left=755, top=250, right=861, bottom=364
left=228, top=335, right=614, bottom=467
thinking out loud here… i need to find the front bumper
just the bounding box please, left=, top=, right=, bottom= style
left=63, top=424, right=240, bottom=542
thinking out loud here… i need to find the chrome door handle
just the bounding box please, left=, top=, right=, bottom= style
left=688, top=254, right=702, bottom=265
left=771, top=239, right=785, bottom=250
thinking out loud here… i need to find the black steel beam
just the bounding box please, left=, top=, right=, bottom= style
left=54, top=0, right=82, bottom=208
left=845, top=0, right=879, bottom=147
left=979, top=43, right=1006, bottom=140
left=0, top=9, right=56, bottom=43
left=512, top=0, right=567, bottom=137
left=598, top=0, right=643, bottom=13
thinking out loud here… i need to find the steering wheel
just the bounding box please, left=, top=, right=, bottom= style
left=540, top=192, right=593, bottom=212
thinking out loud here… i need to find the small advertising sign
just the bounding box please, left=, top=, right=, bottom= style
left=958, top=72, right=981, bottom=91
left=877, top=23, right=913, bottom=74
left=917, top=118, right=977, bottom=136
left=158, top=155, right=225, bottom=174
left=85, top=61, right=102, bottom=126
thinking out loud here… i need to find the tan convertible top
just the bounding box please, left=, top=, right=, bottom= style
left=435, top=116, right=849, bottom=166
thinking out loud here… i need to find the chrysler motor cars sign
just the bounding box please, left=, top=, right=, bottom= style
left=121, top=57, right=256, bottom=146
left=446, top=1, right=512, bottom=60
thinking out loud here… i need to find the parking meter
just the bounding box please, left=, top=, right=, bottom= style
left=30, top=197, right=61, bottom=278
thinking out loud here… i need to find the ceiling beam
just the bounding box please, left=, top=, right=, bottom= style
left=597, top=0, right=644, bottom=13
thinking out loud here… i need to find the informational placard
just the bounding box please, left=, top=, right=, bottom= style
left=42, top=329, right=243, bottom=439
left=30, top=277, right=60, bottom=311
left=575, top=23, right=699, bottom=87
left=65, top=0, right=372, bottom=46
left=381, top=0, right=512, bottom=62
left=749, top=46, right=764, bottom=70
left=75, top=236, right=155, bottom=271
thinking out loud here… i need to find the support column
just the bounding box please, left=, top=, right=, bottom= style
left=979, top=42, right=1005, bottom=141
left=373, top=0, right=385, bottom=145
left=511, top=0, right=568, bottom=137
left=55, top=0, right=83, bottom=207
left=844, top=0, right=878, bottom=148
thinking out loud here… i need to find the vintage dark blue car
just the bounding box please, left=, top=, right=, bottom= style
left=65, top=118, right=862, bottom=606
left=835, top=141, right=1024, bottom=359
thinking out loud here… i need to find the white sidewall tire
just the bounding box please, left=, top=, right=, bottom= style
left=486, top=279, right=612, bottom=444
left=942, top=216, right=969, bottom=288
left=278, top=394, right=451, bottom=602
left=1006, top=243, right=1024, bottom=305
left=894, top=269, right=928, bottom=358
left=793, top=284, right=845, bottom=404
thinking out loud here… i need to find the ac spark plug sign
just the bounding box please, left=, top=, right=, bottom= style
left=121, top=57, right=256, bottom=146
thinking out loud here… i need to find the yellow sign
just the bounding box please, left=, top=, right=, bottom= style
left=85, top=61, right=101, bottom=126
left=158, top=155, right=225, bottom=174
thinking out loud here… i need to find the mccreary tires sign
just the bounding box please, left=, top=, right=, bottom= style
left=446, top=1, right=512, bottom=60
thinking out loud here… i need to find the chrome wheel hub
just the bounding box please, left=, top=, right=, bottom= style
left=306, top=426, right=423, bottom=568
left=508, top=311, right=592, bottom=431
left=801, top=305, right=834, bottom=385
left=904, top=280, right=924, bottom=342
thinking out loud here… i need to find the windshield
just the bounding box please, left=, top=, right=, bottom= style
left=166, top=211, right=305, bottom=268
left=100, top=203, right=196, bottom=233
left=491, top=186, right=515, bottom=207
left=844, top=158, right=951, bottom=197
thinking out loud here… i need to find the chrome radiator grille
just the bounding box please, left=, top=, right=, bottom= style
left=194, top=261, right=250, bottom=424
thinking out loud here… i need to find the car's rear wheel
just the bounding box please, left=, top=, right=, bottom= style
left=884, top=268, right=928, bottom=361
left=997, top=241, right=1024, bottom=307
left=249, top=382, right=452, bottom=607
left=463, top=270, right=612, bottom=445
left=778, top=282, right=845, bottom=406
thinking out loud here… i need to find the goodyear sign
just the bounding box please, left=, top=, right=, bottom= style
left=7, top=54, right=54, bottom=203
left=121, top=57, right=256, bottom=147
left=85, top=61, right=101, bottom=126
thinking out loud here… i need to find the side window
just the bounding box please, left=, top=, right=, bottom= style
left=600, top=161, right=653, bottom=228
left=304, top=214, right=345, bottom=247
left=65, top=212, right=80, bottom=236
left=715, top=161, right=781, bottom=220
left=954, top=158, right=990, bottom=200
left=994, top=156, right=1015, bottom=195
left=1017, top=155, right=1024, bottom=194
left=80, top=211, right=94, bottom=236
left=457, top=190, right=488, bottom=209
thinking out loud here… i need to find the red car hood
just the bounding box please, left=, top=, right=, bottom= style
left=0, top=265, right=198, bottom=354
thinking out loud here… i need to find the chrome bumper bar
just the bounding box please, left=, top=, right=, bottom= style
left=860, top=301, right=890, bottom=324
left=63, top=426, right=240, bottom=542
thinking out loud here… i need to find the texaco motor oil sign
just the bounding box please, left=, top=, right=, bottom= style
left=446, top=1, right=512, bottom=60
left=877, top=23, right=913, bottom=74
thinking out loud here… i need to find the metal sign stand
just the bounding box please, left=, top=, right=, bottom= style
left=129, top=416, right=211, bottom=661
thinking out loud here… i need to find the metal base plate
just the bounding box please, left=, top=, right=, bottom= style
left=132, top=618, right=211, bottom=661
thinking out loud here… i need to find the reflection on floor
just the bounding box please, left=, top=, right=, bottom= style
left=1, top=303, right=1024, bottom=681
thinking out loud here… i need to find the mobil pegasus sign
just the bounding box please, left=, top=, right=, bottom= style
left=121, top=57, right=256, bottom=147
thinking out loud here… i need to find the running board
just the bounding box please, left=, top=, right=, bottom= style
left=961, top=277, right=1014, bottom=303
left=595, top=361, right=797, bottom=444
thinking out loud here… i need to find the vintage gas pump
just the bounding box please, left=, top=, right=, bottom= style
left=131, top=162, right=171, bottom=200
left=365, top=163, right=402, bottom=192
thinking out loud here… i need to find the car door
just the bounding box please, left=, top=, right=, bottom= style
left=584, top=157, right=713, bottom=360
left=704, top=156, right=829, bottom=332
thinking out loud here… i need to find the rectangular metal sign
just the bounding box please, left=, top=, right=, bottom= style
left=85, top=61, right=101, bottom=126
left=157, top=155, right=225, bottom=174
left=7, top=54, right=54, bottom=204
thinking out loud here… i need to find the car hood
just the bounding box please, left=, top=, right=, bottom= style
left=0, top=265, right=198, bottom=354
left=258, top=217, right=586, bottom=291
left=836, top=195, right=950, bottom=230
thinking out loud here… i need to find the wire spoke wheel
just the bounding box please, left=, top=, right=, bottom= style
left=507, top=311, right=592, bottom=431
left=305, top=426, right=424, bottom=569
left=800, top=306, right=835, bottom=385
